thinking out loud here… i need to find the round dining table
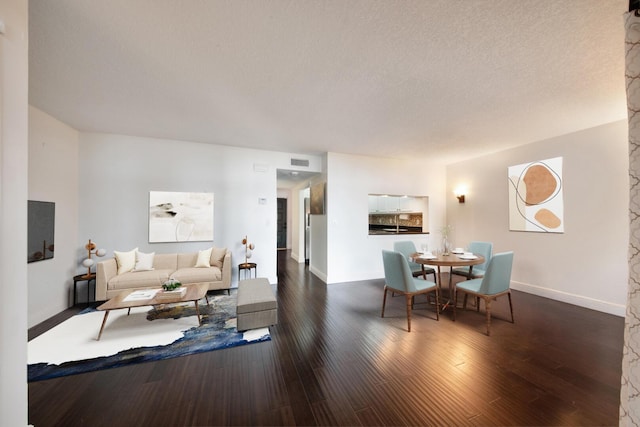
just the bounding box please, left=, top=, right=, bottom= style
left=410, top=252, right=485, bottom=312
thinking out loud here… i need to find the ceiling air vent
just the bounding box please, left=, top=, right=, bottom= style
left=290, top=158, right=309, bottom=167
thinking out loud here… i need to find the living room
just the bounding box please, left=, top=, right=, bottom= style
left=3, top=1, right=635, bottom=425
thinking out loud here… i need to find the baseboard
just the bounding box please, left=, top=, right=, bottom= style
left=309, top=265, right=328, bottom=283
left=511, top=280, right=625, bottom=317
left=290, top=251, right=304, bottom=263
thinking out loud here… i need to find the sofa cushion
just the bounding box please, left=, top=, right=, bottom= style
left=108, top=269, right=172, bottom=290
left=114, top=248, right=138, bottom=275
left=177, top=253, right=197, bottom=269
left=170, top=267, right=222, bottom=284
left=195, top=247, right=212, bottom=267
left=153, top=253, right=179, bottom=270
left=210, top=247, right=227, bottom=268
left=133, top=251, right=155, bottom=271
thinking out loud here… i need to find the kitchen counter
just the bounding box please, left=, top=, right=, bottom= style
left=368, top=224, right=426, bottom=235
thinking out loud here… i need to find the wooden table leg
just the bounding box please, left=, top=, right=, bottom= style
left=97, top=310, right=110, bottom=341
left=447, top=266, right=454, bottom=310
left=194, top=301, right=201, bottom=324
left=436, top=266, right=449, bottom=311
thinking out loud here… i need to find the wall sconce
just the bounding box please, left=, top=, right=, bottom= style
left=454, top=186, right=467, bottom=203
left=81, top=239, right=106, bottom=278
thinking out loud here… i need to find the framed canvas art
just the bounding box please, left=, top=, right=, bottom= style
left=28, top=200, right=55, bottom=263
left=508, top=157, right=564, bottom=233
left=149, top=191, right=214, bottom=242
left=310, top=182, right=325, bottom=215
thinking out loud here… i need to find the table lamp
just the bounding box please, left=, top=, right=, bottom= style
left=242, top=235, right=255, bottom=264
left=81, top=239, right=106, bottom=278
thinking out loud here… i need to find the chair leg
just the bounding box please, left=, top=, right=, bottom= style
left=405, top=295, right=412, bottom=332
left=434, top=288, right=439, bottom=321
left=485, top=298, right=492, bottom=336
left=508, top=291, right=514, bottom=323
left=476, top=296, right=480, bottom=312
left=381, top=287, right=388, bottom=318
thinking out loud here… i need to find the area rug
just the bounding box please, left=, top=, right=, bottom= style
left=28, top=293, right=270, bottom=382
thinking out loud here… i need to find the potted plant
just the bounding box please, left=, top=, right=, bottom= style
left=162, top=278, right=182, bottom=291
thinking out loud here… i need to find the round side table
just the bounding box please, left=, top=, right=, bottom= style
left=73, top=272, right=96, bottom=306
left=238, top=262, right=257, bottom=280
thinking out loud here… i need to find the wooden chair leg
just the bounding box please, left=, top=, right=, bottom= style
left=485, top=298, right=492, bottom=336
left=405, top=295, right=412, bottom=332
left=508, top=291, right=514, bottom=323
left=476, top=296, right=481, bottom=312
left=381, top=287, right=388, bottom=318
left=463, top=293, right=468, bottom=310
left=434, top=288, right=439, bottom=321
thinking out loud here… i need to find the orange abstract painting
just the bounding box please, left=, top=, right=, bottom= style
left=508, top=157, right=563, bottom=233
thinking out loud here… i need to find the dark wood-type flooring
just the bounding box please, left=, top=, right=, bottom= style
left=28, top=251, right=624, bottom=426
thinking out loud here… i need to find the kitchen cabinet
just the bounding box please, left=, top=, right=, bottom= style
left=367, top=194, right=430, bottom=235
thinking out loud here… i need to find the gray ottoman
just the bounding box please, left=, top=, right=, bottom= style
left=236, top=278, right=277, bottom=331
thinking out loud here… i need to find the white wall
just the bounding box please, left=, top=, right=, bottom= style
left=28, top=106, right=79, bottom=326
left=307, top=155, right=329, bottom=281
left=290, top=184, right=309, bottom=263
left=446, top=120, right=628, bottom=315
left=77, top=133, right=322, bottom=287
left=0, top=0, right=29, bottom=425
left=325, top=152, right=447, bottom=283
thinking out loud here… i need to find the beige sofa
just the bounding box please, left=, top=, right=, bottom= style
left=96, top=248, right=231, bottom=301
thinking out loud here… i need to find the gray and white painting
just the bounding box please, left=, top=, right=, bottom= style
left=149, top=191, right=214, bottom=242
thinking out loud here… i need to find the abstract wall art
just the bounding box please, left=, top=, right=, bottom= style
left=149, top=191, right=214, bottom=242
left=310, top=182, right=326, bottom=215
left=508, top=157, right=564, bottom=233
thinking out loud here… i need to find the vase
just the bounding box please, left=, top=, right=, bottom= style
left=442, top=236, right=451, bottom=255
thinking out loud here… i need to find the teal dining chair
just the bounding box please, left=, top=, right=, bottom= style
left=451, top=241, right=493, bottom=279
left=381, top=250, right=439, bottom=332
left=393, top=241, right=436, bottom=281
left=453, top=251, right=514, bottom=336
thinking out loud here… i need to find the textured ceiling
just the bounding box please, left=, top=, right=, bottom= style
left=29, top=0, right=627, bottom=164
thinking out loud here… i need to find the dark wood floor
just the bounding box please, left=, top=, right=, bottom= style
left=29, top=251, right=624, bottom=426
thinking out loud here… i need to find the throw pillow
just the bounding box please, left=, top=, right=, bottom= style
left=195, top=247, right=212, bottom=267
left=210, top=247, right=227, bottom=268
left=133, top=251, right=155, bottom=272
left=114, top=248, right=138, bottom=275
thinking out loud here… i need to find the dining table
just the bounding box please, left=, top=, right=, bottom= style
left=410, top=251, right=485, bottom=312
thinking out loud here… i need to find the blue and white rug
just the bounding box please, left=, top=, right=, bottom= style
left=28, top=293, right=270, bottom=382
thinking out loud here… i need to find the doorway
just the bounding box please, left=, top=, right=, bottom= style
left=277, top=198, right=287, bottom=250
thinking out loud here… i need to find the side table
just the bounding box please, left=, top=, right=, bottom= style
left=238, top=262, right=257, bottom=280
left=73, top=273, right=96, bottom=306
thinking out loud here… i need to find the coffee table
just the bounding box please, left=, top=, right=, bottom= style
left=96, top=282, right=210, bottom=340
